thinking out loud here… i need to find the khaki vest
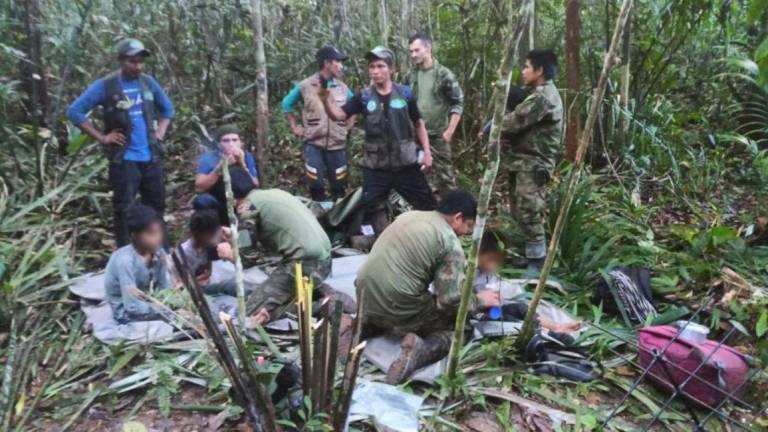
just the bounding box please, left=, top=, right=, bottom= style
left=299, top=73, right=350, bottom=150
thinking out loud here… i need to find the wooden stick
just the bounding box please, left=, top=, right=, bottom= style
left=333, top=341, right=367, bottom=432
left=446, top=0, right=535, bottom=383
left=172, top=249, right=262, bottom=429
left=311, top=318, right=327, bottom=412
left=220, top=313, right=280, bottom=432
left=323, top=300, right=343, bottom=412
left=516, top=0, right=634, bottom=350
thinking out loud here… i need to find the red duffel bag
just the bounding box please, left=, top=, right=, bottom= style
left=637, top=325, right=750, bottom=408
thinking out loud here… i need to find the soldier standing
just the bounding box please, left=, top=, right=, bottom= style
left=407, top=32, right=464, bottom=194
left=501, top=49, right=563, bottom=273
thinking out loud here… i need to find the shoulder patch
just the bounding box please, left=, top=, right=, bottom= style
left=366, top=99, right=377, bottom=112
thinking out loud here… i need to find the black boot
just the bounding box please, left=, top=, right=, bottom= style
left=526, top=257, right=545, bottom=275
left=386, top=333, right=450, bottom=385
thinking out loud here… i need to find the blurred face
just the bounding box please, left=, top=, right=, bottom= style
left=521, top=59, right=544, bottom=87
left=193, top=229, right=219, bottom=248
left=119, top=55, right=146, bottom=79
left=447, top=213, right=475, bottom=236
left=409, top=39, right=431, bottom=66
left=368, top=60, right=392, bottom=85
left=219, top=133, right=242, bottom=155
left=323, top=59, right=344, bottom=78
left=133, top=222, right=164, bottom=252
left=478, top=251, right=503, bottom=274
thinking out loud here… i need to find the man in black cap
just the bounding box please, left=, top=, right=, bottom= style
left=319, top=46, right=436, bottom=233
left=67, top=38, right=175, bottom=246
left=281, top=46, right=355, bottom=201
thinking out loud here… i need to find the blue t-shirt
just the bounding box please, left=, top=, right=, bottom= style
left=66, top=74, right=175, bottom=162
left=197, top=150, right=259, bottom=178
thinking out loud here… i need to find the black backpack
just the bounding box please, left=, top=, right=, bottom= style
left=592, top=266, right=656, bottom=326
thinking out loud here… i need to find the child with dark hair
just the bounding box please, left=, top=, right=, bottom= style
left=104, top=204, right=171, bottom=323
left=474, top=231, right=581, bottom=333
left=176, top=209, right=239, bottom=296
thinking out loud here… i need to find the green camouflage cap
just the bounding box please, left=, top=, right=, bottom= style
left=115, top=38, right=151, bottom=57
left=365, top=46, right=395, bottom=65
left=215, top=124, right=241, bottom=143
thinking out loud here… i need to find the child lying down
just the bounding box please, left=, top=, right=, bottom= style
left=474, top=232, right=581, bottom=334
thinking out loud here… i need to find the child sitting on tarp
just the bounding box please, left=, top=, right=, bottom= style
left=474, top=232, right=581, bottom=334
left=176, top=209, right=243, bottom=296
left=104, top=204, right=171, bottom=323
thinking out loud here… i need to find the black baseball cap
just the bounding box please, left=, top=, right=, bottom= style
left=316, top=46, right=348, bottom=62
left=365, top=46, right=395, bottom=66
left=115, top=38, right=151, bottom=58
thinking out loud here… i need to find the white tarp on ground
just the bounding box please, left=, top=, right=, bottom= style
left=69, top=261, right=269, bottom=345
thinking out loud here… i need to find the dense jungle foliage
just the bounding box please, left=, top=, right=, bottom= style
left=1, top=0, right=767, bottom=430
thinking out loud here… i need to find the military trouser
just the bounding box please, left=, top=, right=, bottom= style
left=245, top=255, right=332, bottom=319
left=427, top=134, right=457, bottom=195
left=509, top=169, right=549, bottom=259
left=362, top=306, right=456, bottom=349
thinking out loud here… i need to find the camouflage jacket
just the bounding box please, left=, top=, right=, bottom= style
left=356, top=210, right=477, bottom=329
left=501, top=80, right=563, bottom=172
left=406, top=59, right=464, bottom=134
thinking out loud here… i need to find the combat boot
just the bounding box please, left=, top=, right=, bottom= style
left=386, top=333, right=450, bottom=385
left=526, top=257, right=545, bottom=275
left=525, top=239, right=547, bottom=276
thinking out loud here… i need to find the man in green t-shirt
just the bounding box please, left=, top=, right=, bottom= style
left=356, top=190, right=500, bottom=384
left=407, top=32, right=464, bottom=195
left=219, top=170, right=333, bottom=325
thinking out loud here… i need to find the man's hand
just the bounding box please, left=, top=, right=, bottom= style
left=99, top=130, right=126, bottom=146
left=476, top=290, right=501, bottom=308
left=155, top=126, right=167, bottom=141
left=422, top=150, right=433, bottom=171
left=220, top=227, right=232, bottom=241
left=292, top=125, right=305, bottom=137
left=245, top=308, right=271, bottom=328
left=217, top=242, right=234, bottom=261
left=442, top=128, right=455, bottom=145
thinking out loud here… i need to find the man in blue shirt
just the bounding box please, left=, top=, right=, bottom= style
left=193, top=125, right=259, bottom=224
left=282, top=46, right=355, bottom=201
left=67, top=38, right=175, bottom=246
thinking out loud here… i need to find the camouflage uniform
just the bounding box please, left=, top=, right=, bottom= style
left=407, top=60, right=464, bottom=194
left=356, top=210, right=476, bottom=346
left=238, top=189, right=332, bottom=319
left=501, top=80, right=563, bottom=259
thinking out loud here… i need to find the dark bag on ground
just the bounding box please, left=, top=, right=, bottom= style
left=593, top=266, right=656, bottom=326
left=523, top=333, right=596, bottom=382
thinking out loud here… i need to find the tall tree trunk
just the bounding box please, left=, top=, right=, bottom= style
left=399, top=0, right=412, bottom=73
left=617, top=11, right=631, bottom=151
left=250, top=0, right=269, bottom=183
left=516, top=0, right=633, bottom=350
left=564, top=0, right=581, bottom=161
left=379, top=0, right=389, bottom=45
left=334, top=0, right=350, bottom=43
left=445, top=0, right=535, bottom=385
left=18, top=0, right=48, bottom=196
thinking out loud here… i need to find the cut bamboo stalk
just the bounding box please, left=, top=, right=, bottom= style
left=516, top=0, right=634, bottom=350
left=220, top=312, right=280, bottom=432
left=220, top=161, right=247, bottom=332
left=311, top=318, right=327, bottom=412
left=333, top=341, right=367, bottom=432
left=323, top=300, right=344, bottom=412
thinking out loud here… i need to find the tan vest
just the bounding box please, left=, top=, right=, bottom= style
left=299, top=74, right=350, bottom=150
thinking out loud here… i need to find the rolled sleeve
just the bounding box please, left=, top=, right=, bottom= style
left=433, top=241, right=473, bottom=313
left=281, top=85, right=302, bottom=113
left=66, top=80, right=106, bottom=125
left=149, top=77, right=174, bottom=119
left=444, top=74, right=464, bottom=116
